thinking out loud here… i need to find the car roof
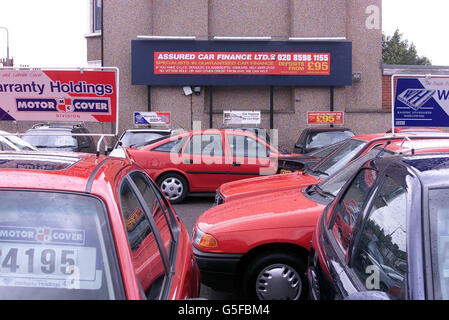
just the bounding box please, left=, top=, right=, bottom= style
left=370, top=153, right=449, bottom=189
left=0, top=151, right=131, bottom=193
left=125, top=128, right=172, bottom=133
left=303, top=127, right=353, bottom=133
left=351, top=132, right=449, bottom=142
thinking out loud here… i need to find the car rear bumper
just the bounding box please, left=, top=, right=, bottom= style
left=193, top=246, right=243, bottom=292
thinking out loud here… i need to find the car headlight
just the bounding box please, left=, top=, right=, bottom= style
left=193, top=227, right=218, bottom=249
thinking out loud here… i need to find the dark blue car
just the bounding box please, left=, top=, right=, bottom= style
left=308, top=153, right=449, bottom=300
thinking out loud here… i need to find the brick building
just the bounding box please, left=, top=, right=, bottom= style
left=85, top=0, right=384, bottom=151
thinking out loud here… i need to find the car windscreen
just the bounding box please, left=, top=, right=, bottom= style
left=23, top=131, right=77, bottom=149
left=317, top=147, right=393, bottom=197
left=428, top=188, right=449, bottom=300
left=305, top=131, right=354, bottom=150
left=0, top=190, right=124, bottom=300
left=307, top=139, right=366, bottom=178
left=121, top=132, right=169, bottom=148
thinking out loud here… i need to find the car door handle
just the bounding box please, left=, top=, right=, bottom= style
left=184, top=159, right=193, bottom=164
left=232, top=162, right=241, bottom=167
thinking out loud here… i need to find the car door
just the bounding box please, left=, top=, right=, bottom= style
left=118, top=170, right=177, bottom=299
left=323, top=167, right=380, bottom=299
left=346, top=168, right=409, bottom=299
left=223, top=132, right=276, bottom=183
left=178, top=132, right=228, bottom=191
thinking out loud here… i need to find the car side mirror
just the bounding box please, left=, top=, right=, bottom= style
left=344, top=291, right=395, bottom=300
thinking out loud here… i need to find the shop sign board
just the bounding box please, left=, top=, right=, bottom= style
left=0, top=69, right=117, bottom=123
left=223, top=110, right=261, bottom=125
left=154, top=52, right=330, bottom=76
left=134, top=111, right=171, bottom=125
left=307, top=111, right=344, bottom=125
left=132, top=40, right=352, bottom=86
left=394, top=77, right=449, bottom=127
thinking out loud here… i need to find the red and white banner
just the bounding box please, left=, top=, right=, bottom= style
left=0, top=69, right=117, bottom=122
left=154, top=52, right=330, bottom=76
left=307, top=111, right=344, bottom=125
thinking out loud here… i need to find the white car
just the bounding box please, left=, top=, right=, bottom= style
left=0, top=130, right=38, bottom=151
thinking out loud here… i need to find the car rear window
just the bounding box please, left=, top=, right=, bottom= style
left=121, top=132, right=169, bottom=148
left=23, top=131, right=77, bottom=149
left=306, top=131, right=354, bottom=150
left=0, top=190, right=124, bottom=300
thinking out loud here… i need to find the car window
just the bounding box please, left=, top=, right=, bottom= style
left=306, top=131, right=354, bottom=150
left=311, top=139, right=366, bottom=178
left=23, top=131, right=78, bottom=149
left=184, top=134, right=223, bottom=156
left=227, top=134, right=269, bottom=158
left=118, top=178, right=167, bottom=299
left=151, top=137, right=187, bottom=153
left=331, top=169, right=378, bottom=253
left=130, top=172, right=175, bottom=260
left=121, top=132, right=167, bottom=148
left=0, top=190, right=123, bottom=300
left=429, top=188, right=449, bottom=300
left=319, top=147, right=392, bottom=197
left=352, top=176, right=407, bottom=299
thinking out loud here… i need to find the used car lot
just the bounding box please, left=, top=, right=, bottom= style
left=3, top=126, right=449, bottom=301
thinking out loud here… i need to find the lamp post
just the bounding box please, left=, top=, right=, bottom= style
left=0, top=26, right=10, bottom=64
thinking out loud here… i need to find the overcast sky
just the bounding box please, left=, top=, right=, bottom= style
left=0, top=1, right=448, bottom=67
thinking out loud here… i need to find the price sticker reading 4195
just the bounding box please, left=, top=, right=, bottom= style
left=307, top=112, right=344, bottom=125
left=0, top=243, right=101, bottom=290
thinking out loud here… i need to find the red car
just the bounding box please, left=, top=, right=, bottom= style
left=215, top=132, right=449, bottom=204
left=192, top=136, right=449, bottom=300
left=0, top=151, right=200, bottom=300
left=126, top=129, right=297, bottom=203
left=386, top=127, right=445, bottom=133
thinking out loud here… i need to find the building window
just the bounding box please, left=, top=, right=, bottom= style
left=91, top=0, right=102, bottom=33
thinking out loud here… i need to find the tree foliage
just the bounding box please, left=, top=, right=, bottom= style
left=382, top=29, right=431, bottom=65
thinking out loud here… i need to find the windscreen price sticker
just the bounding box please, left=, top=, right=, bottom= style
left=307, top=112, right=344, bottom=125
left=0, top=243, right=102, bottom=290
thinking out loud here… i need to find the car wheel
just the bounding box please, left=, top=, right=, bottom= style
left=157, top=172, right=188, bottom=204
left=243, top=252, right=307, bottom=300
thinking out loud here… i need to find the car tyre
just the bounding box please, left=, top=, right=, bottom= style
left=157, top=172, right=188, bottom=204
left=243, top=252, right=307, bottom=300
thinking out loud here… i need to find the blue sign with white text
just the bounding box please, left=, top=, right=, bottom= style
left=394, top=78, right=449, bottom=127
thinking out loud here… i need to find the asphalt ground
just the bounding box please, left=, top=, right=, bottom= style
left=172, top=194, right=241, bottom=300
